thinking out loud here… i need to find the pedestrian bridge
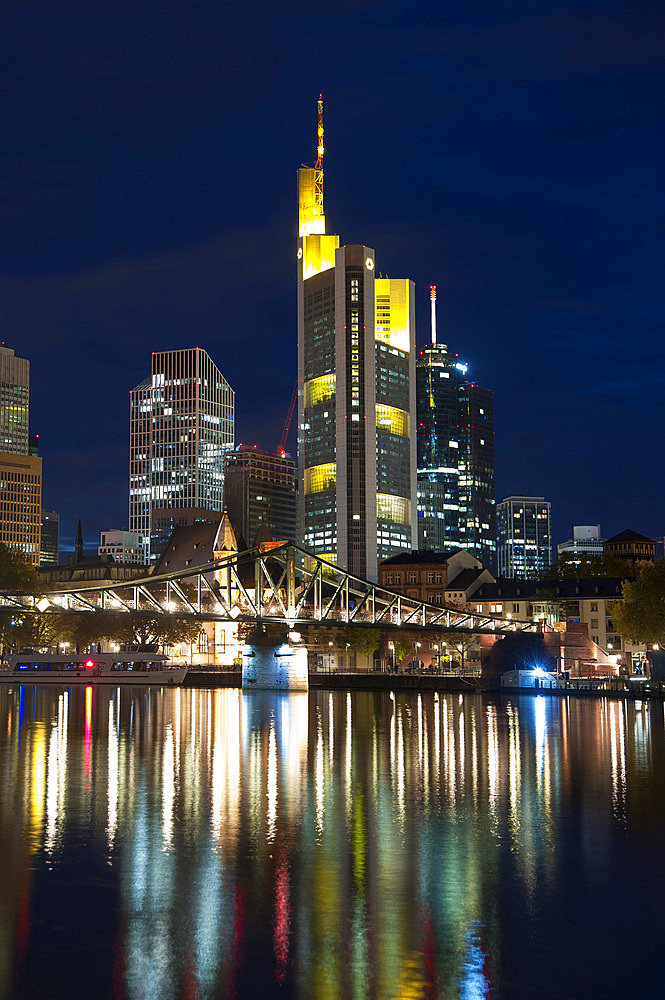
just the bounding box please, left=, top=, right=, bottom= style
left=2, top=542, right=537, bottom=636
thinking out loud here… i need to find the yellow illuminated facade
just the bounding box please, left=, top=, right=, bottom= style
left=298, top=167, right=326, bottom=237
left=304, top=374, right=336, bottom=407
left=304, top=463, right=336, bottom=494
left=376, top=404, right=409, bottom=437
left=377, top=493, right=411, bottom=526
left=375, top=278, right=412, bottom=353
left=300, top=232, right=339, bottom=279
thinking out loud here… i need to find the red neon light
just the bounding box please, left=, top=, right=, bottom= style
left=84, top=659, right=94, bottom=668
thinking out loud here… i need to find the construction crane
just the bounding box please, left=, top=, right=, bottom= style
left=278, top=381, right=298, bottom=456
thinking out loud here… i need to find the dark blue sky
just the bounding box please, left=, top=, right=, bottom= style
left=3, top=0, right=664, bottom=554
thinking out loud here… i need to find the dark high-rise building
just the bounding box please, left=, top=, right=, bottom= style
left=496, top=495, right=551, bottom=578
left=458, top=383, right=495, bottom=568
left=40, top=510, right=60, bottom=565
left=416, top=287, right=495, bottom=568
left=129, top=348, right=234, bottom=563
left=225, top=446, right=296, bottom=546
left=297, top=98, right=417, bottom=580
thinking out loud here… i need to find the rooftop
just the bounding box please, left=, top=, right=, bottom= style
left=380, top=549, right=463, bottom=567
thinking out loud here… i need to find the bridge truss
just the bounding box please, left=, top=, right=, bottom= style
left=2, top=542, right=537, bottom=637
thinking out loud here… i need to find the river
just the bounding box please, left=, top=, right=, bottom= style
left=0, top=685, right=663, bottom=999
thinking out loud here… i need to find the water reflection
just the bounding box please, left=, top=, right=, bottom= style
left=1, top=687, right=664, bottom=999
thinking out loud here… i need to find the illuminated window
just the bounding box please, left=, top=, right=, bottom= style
left=304, top=463, right=336, bottom=494
left=304, top=373, right=336, bottom=407
left=376, top=404, right=409, bottom=437
left=376, top=493, right=410, bottom=525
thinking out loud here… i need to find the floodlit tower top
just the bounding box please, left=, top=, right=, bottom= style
left=430, top=285, right=437, bottom=346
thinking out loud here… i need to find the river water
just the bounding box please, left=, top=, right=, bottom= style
left=0, top=685, right=663, bottom=999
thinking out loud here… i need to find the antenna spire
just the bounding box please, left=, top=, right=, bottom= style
left=314, top=93, right=324, bottom=218
left=316, top=93, right=324, bottom=169
left=430, top=285, right=437, bottom=346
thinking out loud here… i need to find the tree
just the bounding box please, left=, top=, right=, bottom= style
left=439, top=631, right=478, bottom=671
left=610, top=561, right=665, bottom=648
left=392, top=636, right=414, bottom=663
left=0, top=544, right=40, bottom=593
left=0, top=610, right=63, bottom=651
left=544, top=551, right=635, bottom=581
left=111, top=613, right=204, bottom=649
left=341, top=627, right=381, bottom=656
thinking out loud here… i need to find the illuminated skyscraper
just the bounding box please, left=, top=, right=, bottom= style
left=0, top=345, right=29, bottom=454
left=0, top=345, right=41, bottom=564
left=416, top=288, right=495, bottom=568
left=297, top=98, right=417, bottom=580
left=496, top=495, right=551, bottom=578
left=129, top=348, right=234, bottom=563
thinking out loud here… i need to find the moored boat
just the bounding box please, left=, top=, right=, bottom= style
left=0, top=650, right=187, bottom=685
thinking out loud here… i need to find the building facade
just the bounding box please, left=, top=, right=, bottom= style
left=557, top=525, right=604, bottom=562
left=129, top=348, right=234, bottom=563
left=496, top=495, right=551, bottom=578
left=472, top=576, right=648, bottom=676
left=40, top=510, right=60, bottom=565
left=416, top=295, right=495, bottom=569
left=0, top=453, right=42, bottom=566
left=224, top=446, right=296, bottom=546
left=378, top=548, right=492, bottom=605
left=0, top=345, right=30, bottom=455
left=98, top=529, right=143, bottom=564
left=603, top=528, right=656, bottom=564
left=297, top=101, right=417, bottom=580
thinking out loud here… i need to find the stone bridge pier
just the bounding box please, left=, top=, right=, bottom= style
left=242, top=625, right=308, bottom=691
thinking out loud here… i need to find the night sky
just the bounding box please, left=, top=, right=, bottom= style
left=3, top=0, right=664, bottom=556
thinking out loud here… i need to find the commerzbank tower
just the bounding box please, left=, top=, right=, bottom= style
left=296, top=97, right=417, bottom=581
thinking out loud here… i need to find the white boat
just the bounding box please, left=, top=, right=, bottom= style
left=0, top=650, right=187, bottom=685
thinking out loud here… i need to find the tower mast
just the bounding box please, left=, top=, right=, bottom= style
left=314, top=93, right=324, bottom=219
left=430, top=285, right=437, bottom=346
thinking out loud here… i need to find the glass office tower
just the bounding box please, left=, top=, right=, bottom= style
left=416, top=291, right=495, bottom=569
left=496, top=495, right=551, bottom=578
left=129, top=348, right=234, bottom=563
left=0, top=345, right=30, bottom=454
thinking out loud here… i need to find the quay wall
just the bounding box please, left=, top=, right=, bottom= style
left=183, top=671, right=665, bottom=700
